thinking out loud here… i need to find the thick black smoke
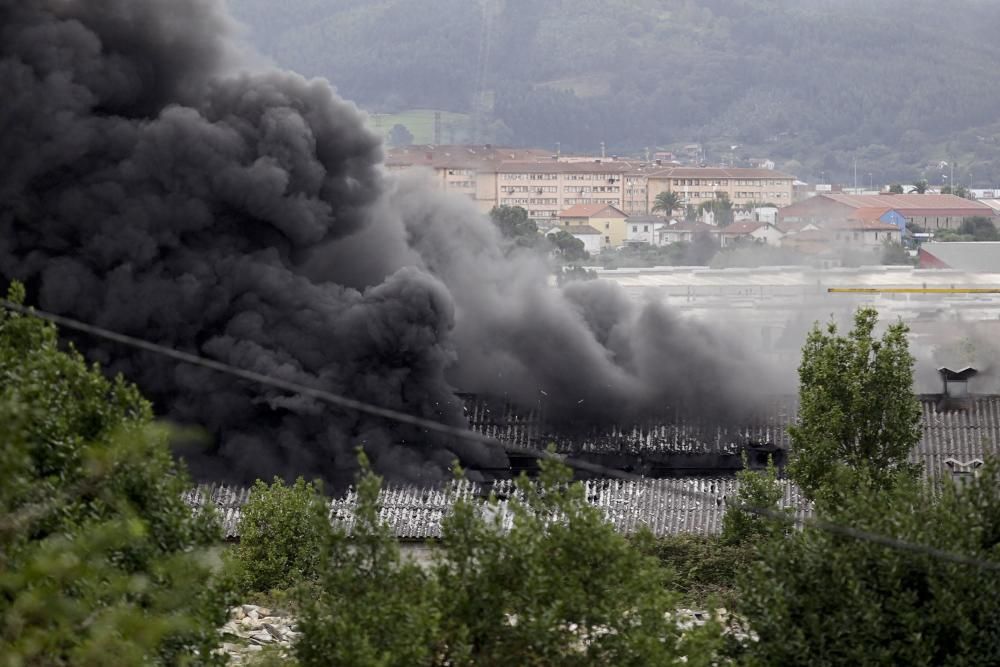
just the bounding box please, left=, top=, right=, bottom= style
left=1, top=0, right=767, bottom=486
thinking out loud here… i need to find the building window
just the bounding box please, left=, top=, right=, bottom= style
left=605, top=236, right=611, bottom=243
left=643, top=225, right=649, bottom=232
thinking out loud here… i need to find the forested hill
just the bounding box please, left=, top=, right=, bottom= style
left=227, top=0, right=1000, bottom=184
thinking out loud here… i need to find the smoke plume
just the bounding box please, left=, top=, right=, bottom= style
left=0, top=0, right=766, bottom=486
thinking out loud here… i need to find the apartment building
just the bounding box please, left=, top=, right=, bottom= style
left=384, top=145, right=550, bottom=214
left=494, top=161, right=634, bottom=222
left=643, top=167, right=796, bottom=213
left=385, top=146, right=798, bottom=223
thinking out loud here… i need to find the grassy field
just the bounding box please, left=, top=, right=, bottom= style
left=366, top=109, right=473, bottom=144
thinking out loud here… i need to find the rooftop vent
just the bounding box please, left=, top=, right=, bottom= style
left=937, top=367, right=978, bottom=411
left=945, top=458, right=984, bottom=487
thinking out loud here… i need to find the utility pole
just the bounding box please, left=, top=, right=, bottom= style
left=854, top=157, right=858, bottom=193
left=600, top=141, right=606, bottom=159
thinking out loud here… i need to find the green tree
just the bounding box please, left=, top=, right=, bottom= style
left=298, top=456, right=723, bottom=666
left=788, top=307, right=922, bottom=503
left=910, top=179, right=930, bottom=194
left=387, top=123, right=414, bottom=146
left=881, top=241, right=914, bottom=265
left=888, top=183, right=905, bottom=194
left=548, top=229, right=589, bottom=262
left=489, top=205, right=541, bottom=248
left=296, top=453, right=441, bottom=667
left=958, top=216, right=1000, bottom=241
left=722, top=456, right=787, bottom=545
left=652, top=190, right=683, bottom=217
left=0, top=284, right=228, bottom=665
left=737, top=461, right=1000, bottom=666
left=233, top=477, right=327, bottom=593
left=698, top=193, right=734, bottom=227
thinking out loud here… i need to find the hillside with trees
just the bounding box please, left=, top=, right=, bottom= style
left=227, top=0, right=1000, bottom=184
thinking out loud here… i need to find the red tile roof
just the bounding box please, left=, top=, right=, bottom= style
left=498, top=160, right=635, bottom=174
left=828, top=218, right=900, bottom=231
left=385, top=145, right=551, bottom=169
left=558, top=203, right=627, bottom=218
left=641, top=167, right=796, bottom=180
left=822, top=193, right=992, bottom=215
left=719, top=221, right=769, bottom=235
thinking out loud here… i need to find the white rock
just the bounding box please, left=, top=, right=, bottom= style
left=249, top=631, right=275, bottom=645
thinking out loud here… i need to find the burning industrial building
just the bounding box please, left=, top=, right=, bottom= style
left=0, top=0, right=771, bottom=487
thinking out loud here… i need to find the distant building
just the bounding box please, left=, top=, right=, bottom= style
left=557, top=203, right=629, bottom=248
left=497, top=160, right=636, bottom=222
left=778, top=193, right=996, bottom=232
left=546, top=225, right=603, bottom=255
left=384, top=145, right=551, bottom=214
left=781, top=218, right=900, bottom=256
left=625, top=214, right=665, bottom=245
left=643, top=167, right=796, bottom=214
left=659, top=220, right=718, bottom=245
left=717, top=221, right=785, bottom=247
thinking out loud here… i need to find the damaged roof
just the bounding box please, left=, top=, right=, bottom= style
left=182, top=476, right=810, bottom=541
left=184, top=396, right=1000, bottom=540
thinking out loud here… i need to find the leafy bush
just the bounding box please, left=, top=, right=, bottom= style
left=297, top=455, right=724, bottom=666
left=722, top=455, right=787, bottom=545
left=0, top=283, right=228, bottom=665
left=296, top=455, right=440, bottom=667
left=234, top=477, right=327, bottom=593
left=644, top=534, right=754, bottom=607
left=737, top=462, right=1000, bottom=666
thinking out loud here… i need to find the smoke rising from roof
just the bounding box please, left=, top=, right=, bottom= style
left=0, top=0, right=766, bottom=486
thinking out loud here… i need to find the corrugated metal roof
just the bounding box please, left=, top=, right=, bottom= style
left=183, top=477, right=809, bottom=540
left=185, top=396, right=1000, bottom=540
left=915, top=396, right=1000, bottom=478
left=463, top=395, right=794, bottom=455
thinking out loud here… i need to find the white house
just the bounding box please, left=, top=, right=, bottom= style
left=626, top=215, right=667, bottom=245
left=717, top=221, right=785, bottom=247
left=546, top=225, right=603, bottom=255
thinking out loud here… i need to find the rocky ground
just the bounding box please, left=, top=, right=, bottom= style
left=216, top=604, right=299, bottom=665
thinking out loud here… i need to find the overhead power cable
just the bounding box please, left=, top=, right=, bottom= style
left=4, top=298, right=1000, bottom=571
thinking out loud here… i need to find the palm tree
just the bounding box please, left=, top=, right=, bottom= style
left=909, top=179, right=929, bottom=194
left=652, top=190, right=682, bottom=217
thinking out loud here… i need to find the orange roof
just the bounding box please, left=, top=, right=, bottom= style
left=827, top=218, right=900, bottom=231
left=822, top=193, right=991, bottom=214
left=719, top=221, right=771, bottom=235
left=558, top=203, right=627, bottom=218
left=848, top=206, right=893, bottom=223
left=499, top=160, right=635, bottom=174
left=642, top=166, right=796, bottom=180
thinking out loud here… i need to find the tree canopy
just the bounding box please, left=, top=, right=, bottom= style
left=0, top=283, right=228, bottom=665
left=297, top=457, right=724, bottom=666
left=788, top=308, right=923, bottom=503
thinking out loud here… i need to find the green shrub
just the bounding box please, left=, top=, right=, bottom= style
left=235, top=477, right=327, bottom=593
left=0, top=283, right=229, bottom=665
left=644, top=534, right=754, bottom=607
